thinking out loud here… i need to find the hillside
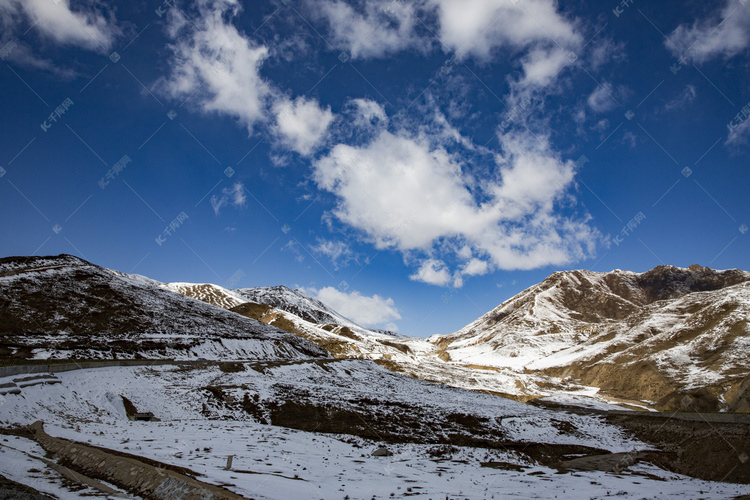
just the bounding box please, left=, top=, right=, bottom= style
left=435, top=265, right=750, bottom=412
left=0, top=255, right=326, bottom=361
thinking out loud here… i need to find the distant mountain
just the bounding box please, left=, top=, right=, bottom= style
left=434, top=265, right=750, bottom=412
left=162, top=282, right=247, bottom=309
left=4, top=255, right=748, bottom=413
left=233, top=285, right=360, bottom=328
left=0, top=255, right=325, bottom=360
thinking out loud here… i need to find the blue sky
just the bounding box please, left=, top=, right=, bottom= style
left=1, top=0, right=749, bottom=336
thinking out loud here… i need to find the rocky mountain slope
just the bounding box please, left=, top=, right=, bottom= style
left=434, top=265, right=750, bottom=412
left=0, top=255, right=325, bottom=360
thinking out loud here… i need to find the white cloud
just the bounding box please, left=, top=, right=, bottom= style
left=727, top=117, right=750, bottom=147
left=307, top=286, right=401, bottom=327
left=621, top=131, right=638, bottom=148
left=313, top=115, right=598, bottom=286
left=310, top=238, right=357, bottom=269
left=160, top=0, right=271, bottom=133
left=666, top=0, right=750, bottom=63
left=664, top=85, right=697, bottom=111
left=349, top=98, right=388, bottom=129
left=410, top=259, right=453, bottom=286
left=587, top=82, right=617, bottom=113
left=462, top=258, right=490, bottom=276
left=517, top=46, right=572, bottom=88
left=273, top=97, right=335, bottom=156
left=211, top=182, right=246, bottom=215
left=428, top=0, right=582, bottom=60
left=589, top=39, right=627, bottom=71
left=0, top=0, right=119, bottom=52
left=312, top=0, right=427, bottom=59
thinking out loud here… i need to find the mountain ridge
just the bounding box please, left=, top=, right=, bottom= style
left=3, top=255, right=748, bottom=413
left=435, top=264, right=750, bottom=412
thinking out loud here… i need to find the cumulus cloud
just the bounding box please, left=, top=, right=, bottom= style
left=428, top=0, right=580, bottom=58
left=160, top=0, right=271, bottom=133
left=427, top=0, right=582, bottom=91
left=517, top=46, right=572, bottom=89
left=666, top=0, right=750, bottom=63
left=305, top=286, right=401, bottom=327
left=410, top=259, right=453, bottom=286
left=311, top=0, right=427, bottom=59
left=313, top=111, right=598, bottom=286
left=462, top=258, right=490, bottom=276
left=211, top=182, right=246, bottom=215
left=0, top=0, right=120, bottom=52
left=273, top=97, right=334, bottom=156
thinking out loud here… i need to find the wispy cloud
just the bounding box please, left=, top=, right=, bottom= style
left=664, top=85, right=697, bottom=112
left=0, top=0, right=119, bottom=75
left=666, top=0, right=750, bottom=63
left=0, top=0, right=120, bottom=52
left=211, top=182, right=246, bottom=215
left=310, top=238, right=358, bottom=270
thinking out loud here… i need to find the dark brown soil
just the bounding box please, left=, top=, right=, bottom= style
left=0, top=474, right=55, bottom=500
left=607, top=412, right=750, bottom=484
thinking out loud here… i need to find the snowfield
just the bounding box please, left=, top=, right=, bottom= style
left=2, top=363, right=750, bottom=499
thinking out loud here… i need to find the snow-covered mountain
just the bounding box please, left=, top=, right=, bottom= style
left=159, top=264, right=750, bottom=412
left=433, top=265, right=750, bottom=412
left=0, top=255, right=325, bottom=360
left=4, top=255, right=748, bottom=414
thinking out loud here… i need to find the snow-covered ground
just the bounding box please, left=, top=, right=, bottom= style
left=2, top=364, right=749, bottom=499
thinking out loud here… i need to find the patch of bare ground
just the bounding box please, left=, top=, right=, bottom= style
left=0, top=474, right=55, bottom=500
left=606, top=413, right=750, bottom=484
left=204, top=381, right=612, bottom=469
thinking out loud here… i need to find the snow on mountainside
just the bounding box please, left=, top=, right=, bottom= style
left=233, top=285, right=364, bottom=330
left=161, top=281, right=597, bottom=404
left=0, top=255, right=326, bottom=360
left=162, top=282, right=247, bottom=309
left=435, top=265, right=750, bottom=412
